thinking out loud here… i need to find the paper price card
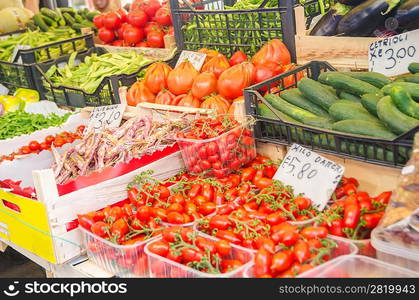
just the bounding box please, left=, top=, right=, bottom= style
left=88, top=104, right=126, bottom=132
left=273, top=144, right=345, bottom=211
left=175, top=50, right=206, bottom=71
left=369, top=29, right=419, bottom=76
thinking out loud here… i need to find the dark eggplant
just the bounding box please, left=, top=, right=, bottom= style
left=310, top=3, right=352, bottom=36
left=337, top=0, right=367, bottom=6
left=337, top=0, right=401, bottom=36
left=395, top=0, right=419, bottom=31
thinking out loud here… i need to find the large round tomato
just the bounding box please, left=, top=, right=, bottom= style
left=154, top=7, right=172, bottom=26
left=93, top=14, right=104, bottom=29
left=144, top=22, right=163, bottom=35
left=128, top=10, right=148, bottom=28
left=167, top=61, right=199, bottom=95
left=127, top=81, right=155, bottom=106
left=201, top=54, right=230, bottom=78
left=98, top=27, right=115, bottom=43
left=123, top=26, right=144, bottom=45
left=217, top=62, right=253, bottom=100
left=254, top=65, right=277, bottom=84
left=103, top=12, right=121, bottom=29
left=251, top=39, right=291, bottom=72
left=147, top=31, right=164, bottom=48
left=178, top=94, right=200, bottom=108
left=155, top=90, right=176, bottom=105
left=200, top=94, right=230, bottom=114
left=198, top=48, right=220, bottom=63
left=144, top=62, right=172, bottom=93
left=191, top=72, right=217, bottom=99
left=229, top=50, right=248, bottom=66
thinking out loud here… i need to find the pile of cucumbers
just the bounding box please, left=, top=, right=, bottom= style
left=28, top=7, right=99, bottom=33
left=261, top=62, right=419, bottom=141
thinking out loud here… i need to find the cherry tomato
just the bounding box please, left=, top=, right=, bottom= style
left=167, top=211, right=185, bottom=224
left=301, top=226, right=328, bottom=239
left=90, top=221, right=110, bottom=238
left=271, top=250, right=295, bottom=274
left=254, top=249, right=272, bottom=277
left=148, top=240, right=169, bottom=257
left=215, top=240, right=232, bottom=256
left=28, top=141, right=40, bottom=151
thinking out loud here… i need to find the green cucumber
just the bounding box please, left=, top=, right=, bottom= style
left=74, top=14, right=84, bottom=23
left=87, top=11, right=100, bottom=21
left=264, top=94, right=332, bottom=129
left=63, top=12, right=75, bottom=26
left=40, top=7, right=60, bottom=20
left=329, top=102, right=381, bottom=124
left=332, top=120, right=396, bottom=140
left=408, top=62, right=419, bottom=74
left=280, top=88, right=330, bottom=118
left=71, top=23, right=85, bottom=32
left=395, top=74, right=419, bottom=84
left=338, top=91, right=361, bottom=102
left=382, top=82, right=419, bottom=100
left=258, top=102, right=301, bottom=124
left=377, top=96, right=419, bottom=135
left=361, top=93, right=382, bottom=116
left=337, top=72, right=392, bottom=88
left=335, top=100, right=364, bottom=108
left=389, top=86, right=419, bottom=119
left=297, top=78, right=339, bottom=110
left=42, top=15, right=57, bottom=27
left=33, top=14, right=49, bottom=31
left=318, top=72, right=381, bottom=96
left=59, top=7, right=76, bottom=16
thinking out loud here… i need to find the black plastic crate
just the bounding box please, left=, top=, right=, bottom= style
left=170, top=0, right=296, bottom=59
left=300, top=0, right=335, bottom=29
left=244, top=61, right=417, bottom=168
left=0, top=32, right=94, bottom=94
left=35, top=47, right=160, bottom=108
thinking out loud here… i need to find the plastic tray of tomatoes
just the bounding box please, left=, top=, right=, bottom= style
left=144, top=227, right=254, bottom=278
left=243, top=234, right=358, bottom=278
left=174, top=115, right=256, bottom=177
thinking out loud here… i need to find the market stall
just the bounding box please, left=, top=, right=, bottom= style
left=0, top=0, right=418, bottom=280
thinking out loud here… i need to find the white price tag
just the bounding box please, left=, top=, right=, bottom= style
left=273, top=144, right=345, bottom=211
left=88, top=104, right=126, bottom=132
left=10, top=45, right=31, bottom=63
left=0, top=83, right=9, bottom=96
left=369, top=29, right=419, bottom=76
left=175, top=50, right=207, bottom=71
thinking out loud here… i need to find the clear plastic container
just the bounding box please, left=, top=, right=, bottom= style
left=144, top=232, right=254, bottom=278
left=81, top=227, right=158, bottom=278
left=175, top=117, right=256, bottom=177
left=371, top=226, right=419, bottom=272
left=326, top=236, right=376, bottom=257
left=299, top=255, right=419, bottom=278
left=243, top=235, right=358, bottom=277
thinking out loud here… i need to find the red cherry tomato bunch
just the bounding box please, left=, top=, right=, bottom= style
left=147, top=226, right=247, bottom=275
left=177, top=116, right=256, bottom=177
left=79, top=202, right=163, bottom=246
left=95, top=2, right=173, bottom=48
left=126, top=171, right=223, bottom=225
left=0, top=126, right=85, bottom=163
left=253, top=224, right=334, bottom=278
left=319, top=182, right=391, bottom=240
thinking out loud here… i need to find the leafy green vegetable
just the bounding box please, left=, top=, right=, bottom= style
left=0, top=111, right=71, bottom=140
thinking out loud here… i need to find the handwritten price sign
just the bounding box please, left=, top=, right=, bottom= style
left=273, top=144, right=345, bottom=211
left=369, top=29, right=419, bottom=76
left=88, top=104, right=126, bottom=132
left=175, top=50, right=207, bottom=71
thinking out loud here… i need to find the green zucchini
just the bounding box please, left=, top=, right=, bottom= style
left=335, top=100, right=364, bottom=108
left=389, top=86, right=419, bottom=119
left=338, top=91, right=361, bottom=102
left=382, top=82, right=419, bottom=100
left=280, top=88, right=330, bottom=118
left=87, top=11, right=100, bottom=21
left=297, top=78, right=339, bottom=110
left=258, top=103, right=301, bottom=139
left=33, top=14, right=49, bottom=31
left=318, top=72, right=382, bottom=96
left=395, top=74, right=419, bottom=84
left=329, top=102, right=381, bottom=124
left=408, top=62, right=419, bottom=74
left=264, top=94, right=332, bottom=129
left=361, top=93, right=382, bottom=116
left=332, top=120, right=396, bottom=140
left=377, top=96, right=419, bottom=135
left=336, top=72, right=392, bottom=88
left=258, top=102, right=301, bottom=124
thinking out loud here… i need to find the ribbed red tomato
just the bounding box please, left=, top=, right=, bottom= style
left=144, top=62, right=172, bottom=93
left=167, top=61, right=199, bottom=95
left=217, top=62, right=253, bottom=99
left=201, top=54, right=230, bottom=78
left=127, top=81, right=155, bottom=106
left=191, top=72, right=217, bottom=99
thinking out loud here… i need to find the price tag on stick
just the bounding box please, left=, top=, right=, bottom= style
left=273, top=144, right=345, bottom=211
left=369, top=29, right=419, bottom=76
left=175, top=50, right=206, bottom=71
left=88, top=104, right=126, bottom=132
